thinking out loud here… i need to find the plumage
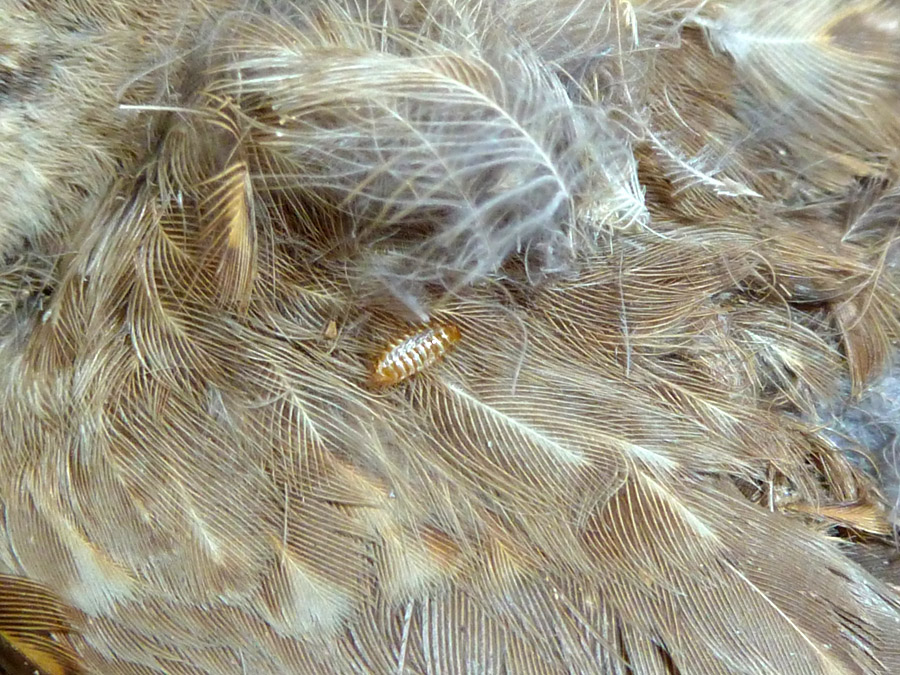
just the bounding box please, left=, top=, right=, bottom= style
left=1, top=0, right=900, bottom=673
left=0, top=574, right=83, bottom=675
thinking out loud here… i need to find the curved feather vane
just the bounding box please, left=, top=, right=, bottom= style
left=1, top=0, right=900, bottom=674
left=0, top=575, right=84, bottom=675
left=698, top=0, right=900, bottom=120
left=692, top=0, right=900, bottom=201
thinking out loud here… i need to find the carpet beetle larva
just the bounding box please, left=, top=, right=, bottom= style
left=370, top=322, right=462, bottom=387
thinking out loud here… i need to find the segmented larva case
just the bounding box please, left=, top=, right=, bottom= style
left=370, top=322, right=462, bottom=387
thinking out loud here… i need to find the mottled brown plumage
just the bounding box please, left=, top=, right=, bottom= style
left=1, top=1, right=900, bottom=673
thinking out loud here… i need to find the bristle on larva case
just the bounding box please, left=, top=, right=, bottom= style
left=370, top=323, right=462, bottom=387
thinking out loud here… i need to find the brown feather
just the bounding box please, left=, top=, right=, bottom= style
left=0, top=574, right=84, bottom=675
left=1, top=1, right=900, bottom=674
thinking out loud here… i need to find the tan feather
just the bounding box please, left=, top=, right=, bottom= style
left=696, top=0, right=900, bottom=129
left=787, top=501, right=895, bottom=537
left=693, top=0, right=900, bottom=200
left=2, top=1, right=900, bottom=674
left=197, top=160, right=258, bottom=311
left=835, top=297, right=895, bottom=396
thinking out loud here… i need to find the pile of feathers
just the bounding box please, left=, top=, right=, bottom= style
left=1, top=0, right=900, bottom=673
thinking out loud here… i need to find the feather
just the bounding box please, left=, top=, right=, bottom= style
left=786, top=500, right=894, bottom=537
left=2, top=1, right=900, bottom=674
left=201, top=5, right=644, bottom=313
left=0, top=574, right=84, bottom=675
left=197, top=160, right=258, bottom=311
left=697, top=0, right=900, bottom=124
left=693, top=0, right=900, bottom=200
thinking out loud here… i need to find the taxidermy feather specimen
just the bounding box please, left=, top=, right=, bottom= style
left=2, top=0, right=900, bottom=673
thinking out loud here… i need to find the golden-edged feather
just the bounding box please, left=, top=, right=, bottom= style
left=0, top=574, right=83, bottom=675
left=197, top=160, right=258, bottom=311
